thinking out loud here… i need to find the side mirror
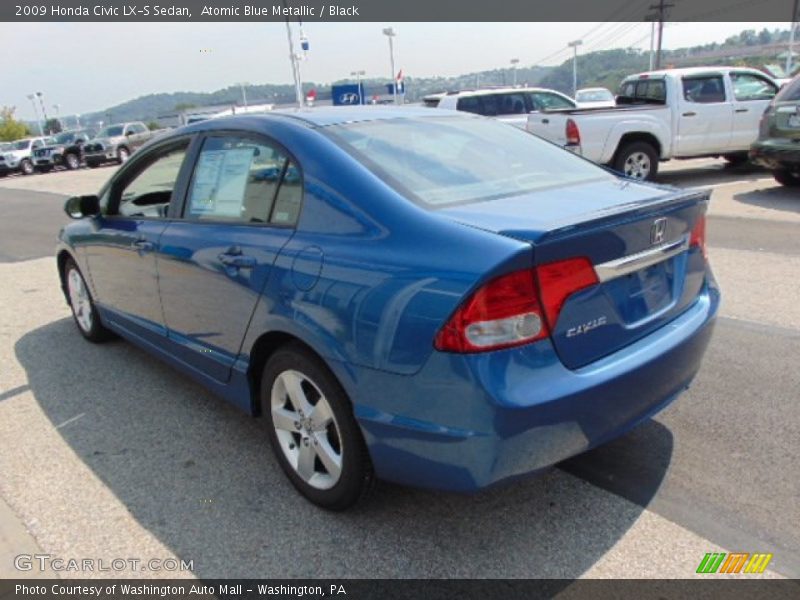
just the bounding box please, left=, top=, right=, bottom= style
left=64, top=195, right=100, bottom=219
left=125, top=130, right=134, bottom=136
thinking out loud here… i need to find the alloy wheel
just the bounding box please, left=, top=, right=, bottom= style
left=67, top=267, right=93, bottom=333
left=623, top=152, right=651, bottom=180
left=270, top=369, right=343, bottom=490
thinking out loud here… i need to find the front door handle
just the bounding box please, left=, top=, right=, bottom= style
left=541, top=118, right=550, bottom=124
left=735, top=108, right=749, bottom=113
left=218, top=247, right=256, bottom=269
left=131, top=239, right=154, bottom=253
left=682, top=111, right=697, bottom=117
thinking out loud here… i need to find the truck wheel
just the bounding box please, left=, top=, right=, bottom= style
left=65, top=153, right=80, bottom=170
left=116, top=147, right=130, bottom=164
left=774, top=170, right=800, bottom=187
left=613, top=142, right=659, bottom=181
left=723, top=153, right=749, bottom=166
left=19, top=159, right=34, bottom=176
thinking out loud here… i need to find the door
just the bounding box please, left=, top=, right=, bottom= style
left=157, top=134, right=301, bottom=382
left=493, top=92, right=531, bottom=128
left=675, top=73, right=733, bottom=156
left=729, top=71, right=779, bottom=151
left=526, top=91, right=576, bottom=143
left=84, top=140, right=192, bottom=342
left=123, top=123, right=151, bottom=152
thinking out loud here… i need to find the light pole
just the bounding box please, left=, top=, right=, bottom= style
left=382, top=27, right=398, bottom=105
left=568, top=40, right=583, bottom=97
left=53, top=103, right=61, bottom=130
left=26, top=94, right=44, bottom=135
left=787, top=0, right=799, bottom=76
left=35, top=92, right=49, bottom=130
left=237, top=82, right=249, bottom=107
left=510, top=58, right=520, bottom=86
left=350, top=70, right=366, bottom=104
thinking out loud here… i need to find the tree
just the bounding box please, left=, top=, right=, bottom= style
left=44, top=118, right=62, bottom=135
left=174, top=102, right=197, bottom=112
left=0, top=106, right=30, bottom=142
left=146, top=120, right=162, bottom=131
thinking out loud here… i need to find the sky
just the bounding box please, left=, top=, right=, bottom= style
left=1, top=21, right=790, bottom=120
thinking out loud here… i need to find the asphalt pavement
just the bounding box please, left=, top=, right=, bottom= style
left=0, top=160, right=797, bottom=579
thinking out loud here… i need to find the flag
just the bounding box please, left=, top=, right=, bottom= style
left=396, top=69, right=404, bottom=82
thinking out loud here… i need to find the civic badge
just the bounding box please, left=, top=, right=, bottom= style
left=650, top=218, right=667, bottom=245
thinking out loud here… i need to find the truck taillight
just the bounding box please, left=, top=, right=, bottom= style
left=566, top=119, right=581, bottom=146
left=434, top=258, right=599, bottom=353
left=690, top=215, right=707, bottom=260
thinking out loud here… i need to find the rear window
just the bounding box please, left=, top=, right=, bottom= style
left=325, top=116, right=612, bottom=208
left=618, top=79, right=666, bottom=104
left=776, top=76, right=800, bottom=102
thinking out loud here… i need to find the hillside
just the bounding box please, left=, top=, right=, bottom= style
left=76, top=26, right=797, bottom=124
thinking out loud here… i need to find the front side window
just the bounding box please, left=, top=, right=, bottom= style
left=327, top=116, right=612, bottom=207
left=185, top=136, right=302, bottom=225
left=731, top=73, right=778, bottom=101
left=113, top=144, right=188, bottom=218
left=99, top=126, right=124, bottom=137
left=126, top=123, right=147, bottom=135
left=683, top=76, right=726, bottom=103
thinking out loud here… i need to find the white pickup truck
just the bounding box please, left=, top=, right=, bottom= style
left=526, top=67, right=780, bottom=180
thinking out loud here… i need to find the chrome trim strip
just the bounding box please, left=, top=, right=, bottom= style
left=595, top=236, right=689, bottom=282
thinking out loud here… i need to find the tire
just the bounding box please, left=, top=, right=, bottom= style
left=261, top=343, right=374, bottom=510
left=63, top=258, right=115, bottom=343
left=19, top=159, right=34, bottom=176
left=116, top=147, right=130, bottom=164
left=774, top=169, right=800, bottom=187
left=612, top=141, right=659, bottom=181
left=65, top=153, right=80, bottom=170
left=723, top=153, right=749, bottom=166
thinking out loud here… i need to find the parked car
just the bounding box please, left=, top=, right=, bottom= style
left=57, top=108, right=719, bottom=509
left=575, top=87, right=616, bottom=109
left=0, top=136, right=52, bottom=176
left=750, top=74, right=800, bottom=186
left=427, top=86, right=576, bottom=128
left=83, top=122, right=154, bottom=167
left=32, top=129, right=97, bottom=172
left=526, top=67, right=780, bottom=180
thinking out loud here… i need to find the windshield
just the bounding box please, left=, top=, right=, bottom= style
left=775, top=76, right=800, bottom=102
left=98, top=125, right=124, bottom=137
left=13, top=140, right=31, bottom=150
left=576, top=89, right=614, bottom=102
left=326, top=116, right=612, bottom=207
left=54, top=132, right=76, bottom=144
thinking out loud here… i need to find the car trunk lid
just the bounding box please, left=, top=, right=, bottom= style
left=438, top=179, right=709, bottom=369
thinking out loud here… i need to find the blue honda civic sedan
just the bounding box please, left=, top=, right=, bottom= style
left=57, top=107, right=719, bottom=509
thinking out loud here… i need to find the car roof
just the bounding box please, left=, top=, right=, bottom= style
left=181, top=106, right=460, bottom=130
left=624, top=66, right=774, bottom=80
left=576, top=87, right=611, bottom=93
left=442, top=87, right=564, bottom=98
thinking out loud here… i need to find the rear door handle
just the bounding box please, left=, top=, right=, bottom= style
left=735, top=108, right=749, bottom=113
left=218, top=247, right=256, bottom=269
left=682, top=111, right=697, bottom=117
left=541, top=118, right=550, bottom=124
left=131, top=239, right=154, bottom=253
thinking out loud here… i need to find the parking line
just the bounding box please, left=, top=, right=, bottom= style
left=55, top=413, right=85, bottom=429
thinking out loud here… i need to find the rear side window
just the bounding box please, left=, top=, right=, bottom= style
left=683, top=76, right=726, bottom=103
left=495, top=93, right=528, bottom=115
left=529, top=92, right=575, bottom=111
left=775, top=76, right=800, bottom=102
left=731, top=73, right=777, bottom=101
left=185, top=135, right=301, bottom=226
left=456, top=96, right=483, bottom=115
left=618, top=79, right=666, bottom=104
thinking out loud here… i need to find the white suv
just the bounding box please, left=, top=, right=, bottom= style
left=0, top=136, right=52, bottom=177
left=426, top=87, right=576, bottom=128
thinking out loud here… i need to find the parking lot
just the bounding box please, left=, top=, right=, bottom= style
left=0, top=159, right=797, bottom=579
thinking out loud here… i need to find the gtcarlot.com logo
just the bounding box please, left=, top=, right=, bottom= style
left=696, top=552, right=773, bottom=574
left=15, top=554, right=193, bottom=572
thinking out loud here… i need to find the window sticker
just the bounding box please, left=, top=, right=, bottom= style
left=189, top=147, right=255, bottom=217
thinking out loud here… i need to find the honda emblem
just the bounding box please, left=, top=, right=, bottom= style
left=651, top=218, right=667, bottom=245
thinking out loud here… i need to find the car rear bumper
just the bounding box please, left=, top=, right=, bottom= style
left=84, top=150, right=116, bottom=162
left=750, top=140, right=800, bottom=171
left=337, top=278, right=720, bottom=492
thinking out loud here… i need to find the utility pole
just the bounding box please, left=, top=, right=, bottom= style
left=650, top=0, right=674, bottom=70
left=510, top=58, right=520, bottom=86
left=648, top=18, right=656, bottom=70
left=568, top=40, right=582, bottom=97
left=383, top=27, right=398, bottom=105
left=26, top=94, right=44, bottom=135
left=282, top=0, right=304, bottom=108
left=350, top=70, right=366, bottom=104
left=787, top=0, right=799, bottom=76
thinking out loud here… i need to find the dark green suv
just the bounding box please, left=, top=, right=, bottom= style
left=750, top=74, right=800, bottom=187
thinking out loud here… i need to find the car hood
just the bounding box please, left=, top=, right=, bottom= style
left=2, top=149, right=28, bottom=159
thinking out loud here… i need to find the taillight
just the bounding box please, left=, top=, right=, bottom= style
left=434, top=257, right=599, bottom=353
left=566, top=119, right=581, bottom=146
left=690, top=215, right=707, bottom=259
left=434, top=270, right=547, bottom=353
left=536, top=258, right=598, bottom=329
